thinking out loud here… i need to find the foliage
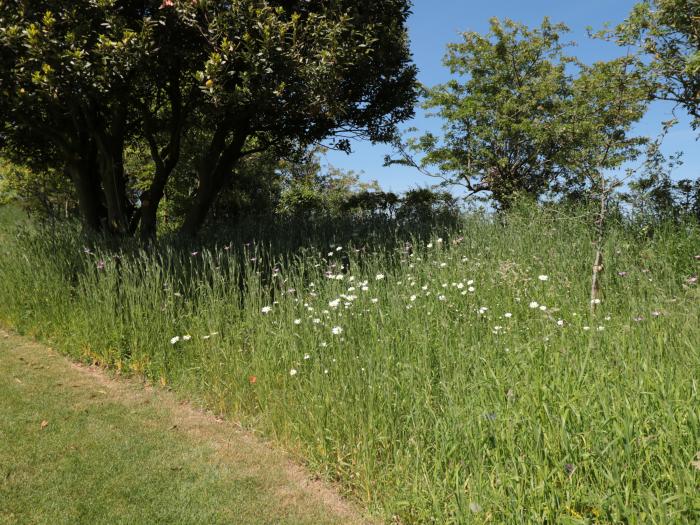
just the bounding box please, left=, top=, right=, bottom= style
left=0, top=157, right=74, bottom=218
left=277, top=152, right=380, bottom=221
left=617, top=0, right=700, bottom=131
left=0, top=209, right=698, bottom=523
left=625, top=147, right=700, bottom=223
left=0, top=0, right=417, bottom=239
left=397, top=18, right=651, bottom=209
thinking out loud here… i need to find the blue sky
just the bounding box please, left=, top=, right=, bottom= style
left=324, top=0, right=698, bottom=194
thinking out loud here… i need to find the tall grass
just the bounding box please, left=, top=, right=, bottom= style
left=0, top=206, right=698, bottom=523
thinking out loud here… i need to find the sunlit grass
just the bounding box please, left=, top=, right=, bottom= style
left=0, top=208, right=698, bottom=523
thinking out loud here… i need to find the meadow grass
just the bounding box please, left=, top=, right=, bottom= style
left=0, top=206, right=698, bottom=523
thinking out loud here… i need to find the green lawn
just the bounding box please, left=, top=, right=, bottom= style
left=0, top=331, right=366, bottom=525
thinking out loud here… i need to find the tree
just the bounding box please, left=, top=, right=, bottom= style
left=392, top=18, right=650, bottom=210
left=0, top=1, right=151, bottom=234
left=0, top=157, right=75, bottom=218
left=276, top=150, right=381, bottom=220
left=617, top=0, right=700, bottom=132
left=0, top=1, right=417, bottom=239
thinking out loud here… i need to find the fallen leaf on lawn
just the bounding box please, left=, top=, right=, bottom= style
left=40, top=420, right=49, bottom=430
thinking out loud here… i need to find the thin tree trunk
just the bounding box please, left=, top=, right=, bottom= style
left=590, top=180, right=607, bottom=314
left=139, top=81, right=185, bottom=243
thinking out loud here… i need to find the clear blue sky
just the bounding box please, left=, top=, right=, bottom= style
left=324, top=0, right=697, bottom=194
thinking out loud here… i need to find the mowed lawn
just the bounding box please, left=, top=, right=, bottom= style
left=0, top=330, right=366, bottom=525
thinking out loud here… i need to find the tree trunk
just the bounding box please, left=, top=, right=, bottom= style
left=179, top=129, right=249, bottom=238
left=179, top=170, right=225, bottom=238
left=82, top=102, right=131, bottom=237
left=590, top=180, right=607, bottom=314
left=139, top=165, right=171, bottom=243
left=97, top=137, right=130, bottom=236
left=66, top=143, right=106, bottom=233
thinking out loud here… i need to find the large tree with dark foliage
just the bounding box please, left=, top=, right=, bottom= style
left=0, top=0, right=417, bottom=239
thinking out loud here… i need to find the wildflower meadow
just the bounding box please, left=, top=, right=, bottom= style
left=1, top=207, right=698, bottom=523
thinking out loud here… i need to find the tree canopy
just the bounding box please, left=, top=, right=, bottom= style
left=617, top=0, right=700, bottom=132
left=395, top=18, right=651, bottom=209
left=0, top=0, right=417, bottom=239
